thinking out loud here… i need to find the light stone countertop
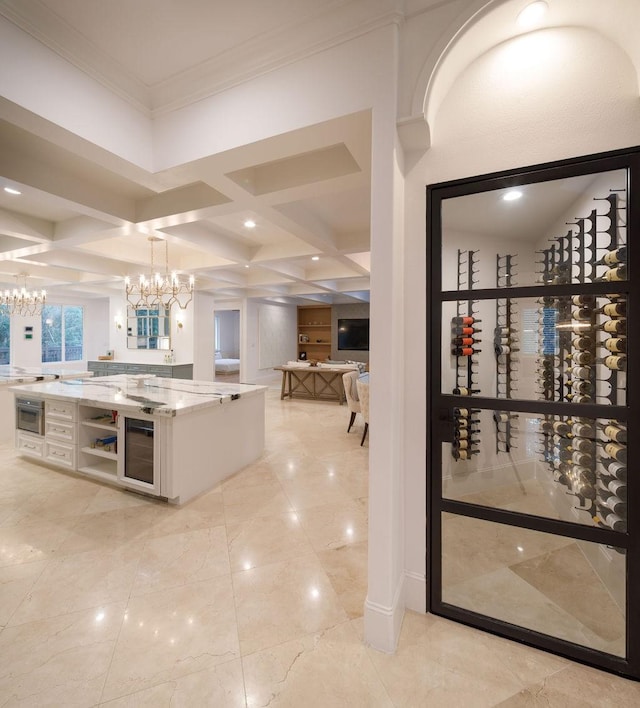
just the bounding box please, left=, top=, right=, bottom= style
left=8, top=374, right=266, bottom=417
left=0, top=366, right=94, bottom=386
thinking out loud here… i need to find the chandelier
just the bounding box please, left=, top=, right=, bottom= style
left=0, top=274, right=46, bottom=316
left=125, top=236, right=194, bottom=310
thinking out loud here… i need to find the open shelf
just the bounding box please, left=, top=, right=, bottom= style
left=81, top=446, right=117, bottom=460
left=82, top=420, right=117, bottom=432
left=78, top=461, right=117, bottom=480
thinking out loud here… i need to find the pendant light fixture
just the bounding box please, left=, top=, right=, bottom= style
left=125, top=236, right=194, bottom=310
left=0, top=274, right=46, bottom=316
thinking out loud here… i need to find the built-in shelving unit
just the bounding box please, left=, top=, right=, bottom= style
left=297, top=305, right=332, bottom=362
left=78, top=405, right=119, bottom=479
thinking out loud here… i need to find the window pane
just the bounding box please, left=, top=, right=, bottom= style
left=443, top=413, right=627, bottom=532
left=64, top=306, right=83, bottom=361
left=42, top=305, right=62, bottom=363
left=0, top=306, right=9, bottom=364
left=441, top=169, right=628, bottom=291
left=442, top=513, right=626, bottom=657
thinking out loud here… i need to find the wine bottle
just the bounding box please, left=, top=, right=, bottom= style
left=572, top=450, right=593, bottom=467
left=570, top=366, right=592, bottom=380
left=565, top=393, right=591, bottom=404
left=604, top=424, right=627, bottom=444
left=603, top=337, right=626, bottom=354
left=603, top=479, right=627, bottom=501
left=576, top=466, right=596, bottom=484
left=552, top=421, right=572, bottom=436
left=572, top=295, right=596, bottom=307
left=452, top=337, right=477, bottom=346
left=597, top=246, right=627, bottom=266
left=599, top=457, right=627, bottom=478
left=493, top=412, right=518, bottom=423
left=452, top=316, right=481, bottom=325
left=599, top=494, right=627, bottom=516
left=572, top=336, right=593, bottom=350
left=602, top=264, right=627, bottom=282
left=452, top=387, right=480, bottom=396
left=569, top=380, right=592, bottom=395
left=494, top=327, right=511, bottom=336
left=452, top=448, right=479, bottom=461
left=599, top=510, right=626, bottom=532
left=453, top=407, right=480, bottom=417
left=452, top=347, right=481, bottom=356
left=602, top=354, right=627, bottom=371
left=604, top=442, right=627, bottom=464
left=596, top=319, right=626, bottom=334
left=572, top=308, right=594, bottom=321
left=572, top=437, right=595, bottom=454
left=455, top=428, right=479, bottom=440
left=573, top=422, right=595, bottom=438
left=596, top=301, right=627, bottom=317
left=494, top=345, right=512, bottom=355
left=572, top=484, right=597, bottom=500
left=452, top=326, right=482, bottom=336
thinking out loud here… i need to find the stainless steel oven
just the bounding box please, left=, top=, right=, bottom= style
left=15, top=397, right=44, bottom=435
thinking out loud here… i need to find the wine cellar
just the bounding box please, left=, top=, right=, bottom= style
left=427, top=148, right=640, bottom=679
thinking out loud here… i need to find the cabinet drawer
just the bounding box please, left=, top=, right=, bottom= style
left=45, top=419, right=76, bottom=443
left=17, top=432, right=44, bottom=457
left=45, top=400, right=77, bottom=422
left=45, top=441, right=76, bottom=469
left=126, top=364, right=148, bottom=374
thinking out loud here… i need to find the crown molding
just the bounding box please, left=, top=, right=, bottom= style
left=0, top=0, right=403, bottom=118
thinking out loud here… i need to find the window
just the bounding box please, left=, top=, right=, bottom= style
left=0, top=306, right=9, bottom=364
left=42, top=305, right=83, bottom=362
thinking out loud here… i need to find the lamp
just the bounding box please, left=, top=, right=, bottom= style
left=0, top=274, right=46, bottom=316
left=114, top=314, right=123, bottom=330
left=125, top=236, right=194, bottom=310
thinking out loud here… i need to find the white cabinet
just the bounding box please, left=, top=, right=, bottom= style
left=16, top=431, right=44, bottom=458
left=77, top=406, right=120, bottom=484
left=44, top=398, right=77, bottom=469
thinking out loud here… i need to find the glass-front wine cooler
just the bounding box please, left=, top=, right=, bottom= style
left=427, top=147, right=640, bottom=679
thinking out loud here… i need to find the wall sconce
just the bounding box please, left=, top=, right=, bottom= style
left=176, top=313, right=184, bottom=330
left=114, top=314, right=123, bottom=330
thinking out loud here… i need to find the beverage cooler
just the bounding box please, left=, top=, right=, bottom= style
left=426, top=147, right=640, bottom=679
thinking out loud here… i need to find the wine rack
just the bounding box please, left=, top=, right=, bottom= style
left=451, top=249, right=480, bottom=460
left=494, top=254, right=518, bottom=452
left=535, top=187, right=627, bottom=531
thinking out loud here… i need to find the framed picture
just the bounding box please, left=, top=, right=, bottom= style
left=298, top=334, right=309, bottom=343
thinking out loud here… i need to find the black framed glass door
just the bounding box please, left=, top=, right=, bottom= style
left=427, top=147, right=640, bottom=679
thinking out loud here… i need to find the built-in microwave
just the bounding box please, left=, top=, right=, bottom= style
left=15, top=397, right=45, bottom=436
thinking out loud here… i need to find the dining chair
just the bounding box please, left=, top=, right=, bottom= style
left=342, top=371, right=361, bottom=432
left=356, top=378, right=369, bottom=446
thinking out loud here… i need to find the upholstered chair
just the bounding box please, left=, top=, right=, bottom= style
left=356, top=378, right=369, bottom=446
left=342, top=371, right=361, bottom=433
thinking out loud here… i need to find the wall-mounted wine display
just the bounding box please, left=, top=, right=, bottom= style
left=538, top=414, right=627, bottom=535
left=494, top=254, right=518, bottom=452
left=451, top=249, right=480, bottom=459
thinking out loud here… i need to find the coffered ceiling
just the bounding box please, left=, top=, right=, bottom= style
left=0, top=0, right=376, bottom=306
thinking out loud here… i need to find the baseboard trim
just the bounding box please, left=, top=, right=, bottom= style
left=404, top=569, right=426, bottom=613
left=363, top=573, right=405, bottom=654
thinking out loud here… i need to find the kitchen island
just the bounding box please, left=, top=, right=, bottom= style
left=0, top=366, right=94, bottom=444
left=9, top=375, right=267, bottom=503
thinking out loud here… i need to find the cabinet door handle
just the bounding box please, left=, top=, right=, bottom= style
left=24, top=444, right=36, bottom=450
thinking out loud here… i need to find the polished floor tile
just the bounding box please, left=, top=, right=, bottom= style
left=0, top=386, right=639, bottom=706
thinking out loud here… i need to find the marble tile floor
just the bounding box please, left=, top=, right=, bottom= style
left=0, top=387, right=638, bottom=705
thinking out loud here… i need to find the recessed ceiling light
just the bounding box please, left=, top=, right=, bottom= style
left=516, top=1, right=548, bottom=29
left=244, top=264, right=250, bottom=268
left=243, top=219, right=256, bottom=229
left=503, top=190, right=523, bottom=202
left=4, top=187, right=21, bottom=195
left=311, top=256, right=320, bottom=261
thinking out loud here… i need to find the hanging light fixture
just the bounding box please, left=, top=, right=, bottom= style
left=125, top=236, right=194, bottom=310
left=0, top=274, right=46, bottom=316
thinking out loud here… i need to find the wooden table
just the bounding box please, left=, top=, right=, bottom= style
left=274, top=365, right=357, bottom=404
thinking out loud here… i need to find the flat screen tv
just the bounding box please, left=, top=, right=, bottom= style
left=338, top=318, right=369, bottom=351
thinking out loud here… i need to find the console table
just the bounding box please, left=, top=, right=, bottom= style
left=274, top=365, right=357, bottom=404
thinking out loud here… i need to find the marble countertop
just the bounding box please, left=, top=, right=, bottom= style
left=9, top=374, right=267, bottom=417
left=0, top=366, right=94, bottom=386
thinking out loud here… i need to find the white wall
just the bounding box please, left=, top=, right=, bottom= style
left=401, top=12, right=640, bottom=620
left=9, top=296, right=108, bottom=369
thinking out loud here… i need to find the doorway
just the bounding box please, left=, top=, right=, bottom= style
left=214, top=308, right=241, bottom=382
left=427, top=146, right=640, bottom=679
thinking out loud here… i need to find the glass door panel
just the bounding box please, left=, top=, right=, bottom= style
left=443, top=413, right=627, bottom=531
left=442, top=513, right=626, bottom=657
left=429, top=149, right=639, bottom=678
